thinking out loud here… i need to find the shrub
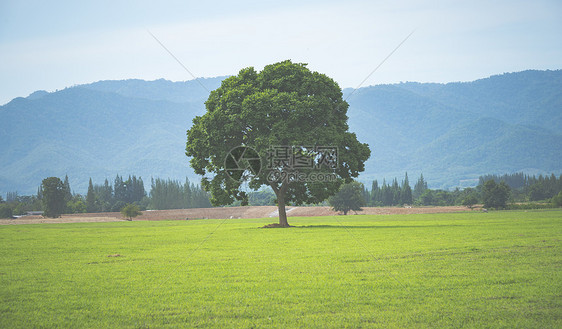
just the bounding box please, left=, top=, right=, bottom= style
left=0, top=204, right=13, bottom=219
left=552, top=192, right=562, bottom=207
left=121, top=203, right=142, bottom=221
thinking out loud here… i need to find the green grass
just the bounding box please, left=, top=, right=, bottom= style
left=1, top=210, right=561, bottom=328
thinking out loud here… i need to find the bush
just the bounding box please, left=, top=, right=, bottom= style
left=121, top=203, right=142, bottom=221
left=552, top=192, right=562, bottom=207
left=506, top=203, right=554, bottom=210
left=0, top=204, right=13, bottom=218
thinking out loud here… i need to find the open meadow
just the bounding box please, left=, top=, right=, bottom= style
left=1, top=210, right=561, bottom=328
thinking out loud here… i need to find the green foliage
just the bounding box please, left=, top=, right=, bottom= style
left=40, top=177, right=66, bottom=218
left=86, top=178, right=97, bottom=213
left=111, top=201, right=126, bottom=212
left=0, top=204, right=12, bottom=218
left=62, top=175, right=72, bottom=207
left=461, top=194, right=479, bottom=209
left=506, top=203, right=554, bottom=210
left=552, top=191, right=562, bottom=207
left=66, top=196, right=87, bottom=214
left=480, top=172, right=562, bottom=202
left=113, top=175, right=146, bottom=204
left=367, top=173, right=416, bottom=206
left=0, top=211, right=561, bottom=328
left=120, top=203, right=142, bottom=221
left=248, top=189, right=276, bottom=206
left=413, top=173, right=428, bottom=199
left=401, top=173, right=413, bottom=205
left=153, top=178, right=211, bottom=210
left=186, top=60, right=370, bottom=226
left=416, top=189, right=459, bottom=206
left=4, top=194, right=42, bottom=215
left=482, top=179, right=511, bottom=209
left=149, top=178, right=211, bottom=210
left=329, top=181, right=365, bottom=215
left=93, top=179, right=113, bottom=212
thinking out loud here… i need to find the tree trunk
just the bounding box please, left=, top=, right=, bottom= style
left=271, top=182, right=290, bottom=227
left=277, top=192, right=290, bottom=227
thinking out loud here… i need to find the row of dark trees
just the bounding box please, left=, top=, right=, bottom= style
left=214, top=172, right=562, bottom=210
left=364, top=173, right=418, bottom=206
left=0, top=175, right=212, bottom=218
left=361, top=172, right=562, bottom=208
left=361, top=173, right=431, bottom=206
left=2, top=172, right=561, bottom=218
left=85, top=176, right=212, bottom=213
left=86, top=175, right=147, bottom=213
left=149, top=178, right=211, bottom=210
left=479, top=173, right=562, bottom=202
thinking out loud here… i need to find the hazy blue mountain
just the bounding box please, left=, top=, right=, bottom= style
left=1, top=70, right=560, bottom=196
left=82, top=77, right=225, bottom=104
left=345, top=70, right=562, bottom=187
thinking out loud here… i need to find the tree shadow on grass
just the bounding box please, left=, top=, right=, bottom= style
left=294, top=224, right=462, bottom=229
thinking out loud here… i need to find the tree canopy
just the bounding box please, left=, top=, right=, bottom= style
left=329, top=181, right=366, bottom=215
left=121, top=203, right=142, bottom=221
left=186, top=60, right=370, bottom=226
left=41, top=177, right=66, bottom=218
left=482, top=179, right=510, bottom=209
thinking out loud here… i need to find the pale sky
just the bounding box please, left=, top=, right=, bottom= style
left=1, top=0, right=561, bottom=105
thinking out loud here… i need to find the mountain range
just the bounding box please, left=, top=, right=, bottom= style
left=1, top=70, right=561, bottom=196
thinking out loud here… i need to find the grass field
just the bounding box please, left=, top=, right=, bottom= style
left=1, top=210, right=561, bottom=328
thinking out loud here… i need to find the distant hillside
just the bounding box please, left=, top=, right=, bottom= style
left=345, top=70, right=562, bottom=187
left=0, top=70, right=561, bottom=195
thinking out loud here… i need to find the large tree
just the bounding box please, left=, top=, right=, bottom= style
left=186, top=60, right=370, bottom=227
left=41, top=177, right=66, bottom=218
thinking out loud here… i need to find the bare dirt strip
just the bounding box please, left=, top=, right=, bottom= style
left=1, top=206, right=474, bottom=225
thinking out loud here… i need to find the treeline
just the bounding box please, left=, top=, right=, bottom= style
left=360, top=172, right=562, bottom=208
left=86, top=175, right=147, bottom=212
left=149, top=178, right=211, bottom=210
left=226, top=172, right=562, bottom=208
left=364, top=173, right=415, bottom=206
left=361, top=173, right=468, bottom=207
left=479, top=172, right=562, bottom=201
left=0, top=174, right=212, bottom=218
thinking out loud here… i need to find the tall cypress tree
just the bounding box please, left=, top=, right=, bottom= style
left=371, top=180, right=380, bottom=206
left=86, top=178, right=97, bottom=213
left=402, top=172, right=413, bottom=205
left=62, top=175, right=72, bottom=205
left=413, top=173, right=428, bottom=199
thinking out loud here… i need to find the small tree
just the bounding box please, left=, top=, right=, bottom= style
left=329, top=182, right=365, bottom=215
left=461, top=194, right=479, bottom=209
left=0, top=204, right=13, bottom=219
left=552, top=191, right=562, bottom=207
left=41, top=177, right=66, bottom=218
left=121, top=203, right=141, bottom=221
left=482, top=179, right=510, bottom=209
